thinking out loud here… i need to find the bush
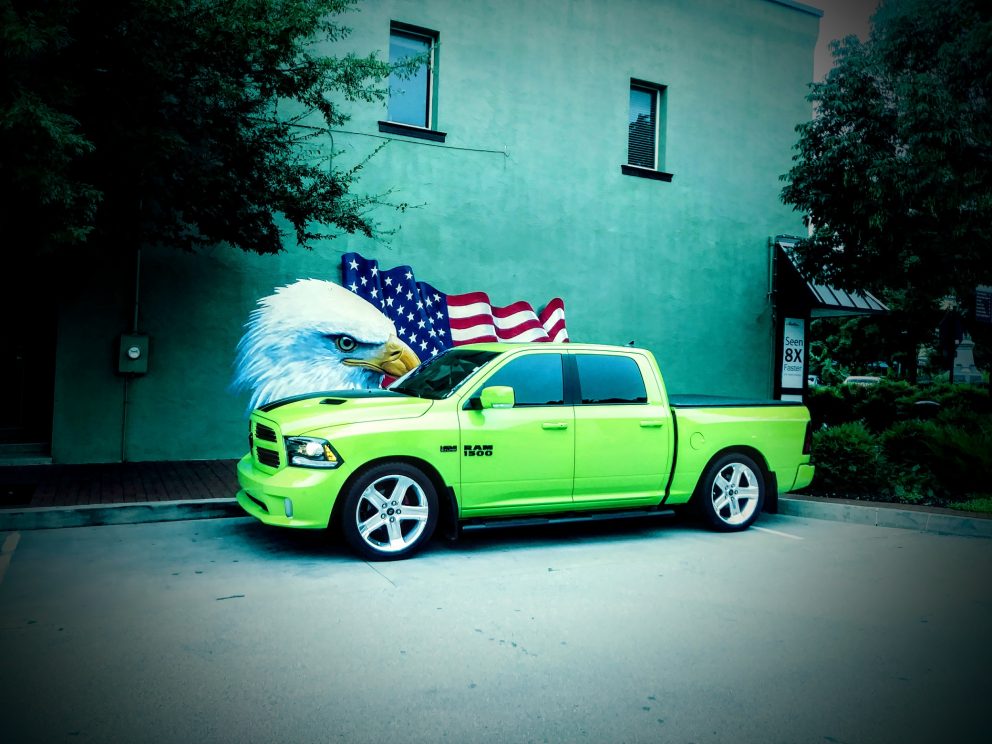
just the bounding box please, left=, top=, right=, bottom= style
left=806, top=386, right=849, bottom=429
left=878, top=421, right=941, bottom=501
left=811, top=422, right=885, bottom=497
left=876, top=418, right=992, bottom=503
left=851, top=379, right=914, bottom=432
left=805, top=381, right=991, bottom=504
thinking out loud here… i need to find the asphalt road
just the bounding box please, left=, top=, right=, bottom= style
left=0, top=514, right=989, bottom=744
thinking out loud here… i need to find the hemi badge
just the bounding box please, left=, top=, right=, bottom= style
left=440, top=445, right=457, bottom=453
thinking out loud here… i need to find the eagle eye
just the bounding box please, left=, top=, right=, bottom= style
left=333, top=335, right=358, bottom=353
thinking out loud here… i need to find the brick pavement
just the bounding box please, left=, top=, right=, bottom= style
left=0, top=460, right=239, bottom=510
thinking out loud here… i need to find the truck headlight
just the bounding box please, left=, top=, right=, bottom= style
left=285, top=437, right=342, bottom=469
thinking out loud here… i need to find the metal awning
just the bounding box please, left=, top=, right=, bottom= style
left=775, top=236, right=888, bottom=318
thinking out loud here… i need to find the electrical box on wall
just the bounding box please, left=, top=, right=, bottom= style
left=118, top=334, right=150, bottom=375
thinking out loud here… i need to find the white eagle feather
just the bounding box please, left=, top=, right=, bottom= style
left=232, top=279, right=420, bottom=412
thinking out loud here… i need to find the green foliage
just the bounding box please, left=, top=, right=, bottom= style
left=809, top=382, right=992, bottom=504
left=880, top=417, right=992, bottom=501
left=810, top=422, right=885, bottom=496
left=781, top=0, right=992, bottom=373
left=807, top=379, right=990, bottom=432
left=1, top=0, right=410, bottom=255
left=947, top=497, right=992, bottom=515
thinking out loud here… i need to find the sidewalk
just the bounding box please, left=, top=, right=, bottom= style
left=1, top=459, right=990, bottom=537
left=0, top=459, right=243, bottom=530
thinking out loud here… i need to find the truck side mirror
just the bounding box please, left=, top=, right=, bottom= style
left=480, top=386, right=515, bottom=409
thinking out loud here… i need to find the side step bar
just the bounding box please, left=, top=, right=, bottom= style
left=459, top=507, right=676, bottom=533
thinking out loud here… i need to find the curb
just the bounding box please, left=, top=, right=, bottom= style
left=778, top=496, right=992, bottom=539
left=0, top=498, right=244, bottom=531
left=3, top=495, right=989, bottom=539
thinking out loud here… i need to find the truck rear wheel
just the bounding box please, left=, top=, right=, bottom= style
left=698, top=453, right=765, bottom=531
left=341, top=462, right=439, bottom=561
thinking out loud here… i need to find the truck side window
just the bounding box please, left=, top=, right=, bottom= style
left=575, top=355, right=648, bottom=404
left=477, top=354, right=564, bottom=407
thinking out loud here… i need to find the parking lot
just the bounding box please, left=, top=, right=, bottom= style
left=1, top=514, right=990, bottom=743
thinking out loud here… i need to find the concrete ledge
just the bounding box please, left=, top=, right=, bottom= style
left=0, top=499, right=244, bottom=531
left=779, top=496, right=992, bottom=539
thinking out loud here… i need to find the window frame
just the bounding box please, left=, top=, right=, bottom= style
left=463, top=353, right=566, bottom=409
left=380, top=22, right=446, bottom=142
left=622, top=78, right=672, bottom=182
left=568, top=353, right=650, bottom=407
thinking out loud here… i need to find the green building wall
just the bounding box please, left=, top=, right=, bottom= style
left=50, top=0, right=820, bottom=463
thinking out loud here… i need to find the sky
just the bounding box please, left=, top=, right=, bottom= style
left=811, top=0, right=881, bottom=80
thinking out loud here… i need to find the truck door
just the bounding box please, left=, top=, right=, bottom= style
left=569, top=352, right=672, bottom=505
left=457, top=353, right=574, bottom=512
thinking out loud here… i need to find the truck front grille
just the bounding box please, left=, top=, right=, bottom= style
left=255, top=423, right=278, bottom=442
left=256, top=446, right=280, bottom=468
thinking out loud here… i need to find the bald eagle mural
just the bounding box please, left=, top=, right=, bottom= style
left=232, top=279, right=420, bottom=412
left=233, top=253, right=569, bottom=413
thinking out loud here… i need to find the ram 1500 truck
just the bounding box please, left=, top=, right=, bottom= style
left=236, top=343, right=814, bottom=560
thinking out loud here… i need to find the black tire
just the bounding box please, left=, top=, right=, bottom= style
left=340, top=462, right=439, bottom=561
left=696, top=452, right=765, bottom=532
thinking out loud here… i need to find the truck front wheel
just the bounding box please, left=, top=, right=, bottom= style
left=698, top=453, right=765, bottom=531
left=341, top=462, right=439, bottom=561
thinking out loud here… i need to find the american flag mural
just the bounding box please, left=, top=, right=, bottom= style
left=342, top=252, right=568, bottom=359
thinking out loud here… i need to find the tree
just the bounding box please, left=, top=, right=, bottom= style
left=781, top=0, right=992, bottom=380
left=1, top=0, right=410, bottom=257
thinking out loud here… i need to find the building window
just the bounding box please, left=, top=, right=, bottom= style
left=379, top=23, right=445, bottom=141
left=622, top=79, right=671, bottom=182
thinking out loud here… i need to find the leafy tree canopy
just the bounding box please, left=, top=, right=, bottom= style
left=1, top=0, right=408, bottom=256
left=782, top=0, right=992, bottom=348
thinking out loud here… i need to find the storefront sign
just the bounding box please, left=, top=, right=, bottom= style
left=977, top=286, right=992, bottom=324
left=781, top=317, right=805, bottom=389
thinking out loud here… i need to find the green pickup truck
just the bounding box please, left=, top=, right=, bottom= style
left=236, top=343, right=814, bottom=560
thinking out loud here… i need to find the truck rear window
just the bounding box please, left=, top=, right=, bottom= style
left=575, top=354, right=648, bottom=404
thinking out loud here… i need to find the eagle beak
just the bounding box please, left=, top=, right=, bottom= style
left=378, top=334, right=420, bottom=377
left=342, top=335, right=420, bottom=376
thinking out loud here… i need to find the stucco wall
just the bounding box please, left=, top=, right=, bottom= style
left=50, top=0, right=819, bottom=463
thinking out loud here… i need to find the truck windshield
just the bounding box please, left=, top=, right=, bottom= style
left=389, top=349, right=501, bottom=400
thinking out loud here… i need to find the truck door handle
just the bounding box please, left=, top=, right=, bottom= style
left=542, top=422, right=569, bottom=430
left=639, top=420, right=664, bottom=428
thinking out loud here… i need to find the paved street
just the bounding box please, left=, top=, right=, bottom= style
left=1, top=514, right=990, bottom=744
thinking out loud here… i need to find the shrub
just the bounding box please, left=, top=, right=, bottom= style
left=811, top=421, right=885, bottom=497
left=807, top=386, right=849, bottom=429
left=851, top=379, right=914, bottom=432
left=878, top=421, right=941, bottom=501
left=879, top=418, right=992, bottom=502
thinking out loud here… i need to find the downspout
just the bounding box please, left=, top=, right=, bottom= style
left=121, top=245, right=141, bottom=462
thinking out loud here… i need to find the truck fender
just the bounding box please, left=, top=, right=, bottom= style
left=330, top=456, right=457, bottom=536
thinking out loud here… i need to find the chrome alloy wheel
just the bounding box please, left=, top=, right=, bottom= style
left=354, top=474, right=431, bottom=554
left=710, top=461, right=761, bottom=527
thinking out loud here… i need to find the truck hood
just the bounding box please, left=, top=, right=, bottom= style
left=254, top=390, right=434, bottom=435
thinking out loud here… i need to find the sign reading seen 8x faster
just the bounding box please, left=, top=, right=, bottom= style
left=781, top=317, right=805, bottom=389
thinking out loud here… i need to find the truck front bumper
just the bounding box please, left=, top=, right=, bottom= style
left=236, top=454, right=348, bottom=529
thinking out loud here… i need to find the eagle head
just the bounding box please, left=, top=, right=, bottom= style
left=232, top=278, right=420, bottom=411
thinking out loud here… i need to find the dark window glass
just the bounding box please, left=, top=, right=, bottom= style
left=390, top=349, right=499, bottom=399
left=388, top=29, right=432, bottom=127
left=477, top=354, right=564, bottom=407
left=628, top=86, right=656, bottom=168
left=575, top=355, right=648, bottom=405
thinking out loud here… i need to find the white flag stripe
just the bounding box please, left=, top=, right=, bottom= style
left=501, top=326, right=551, bottom=342
left=451, top=323, right=496, bottom=342
left=541, top=307, right=565, bottom=326
left=447, top=301, right=494, bottom=319
left=548, top=327, right=569, bottom=342
left=494, top=310, right=541, bottom=330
